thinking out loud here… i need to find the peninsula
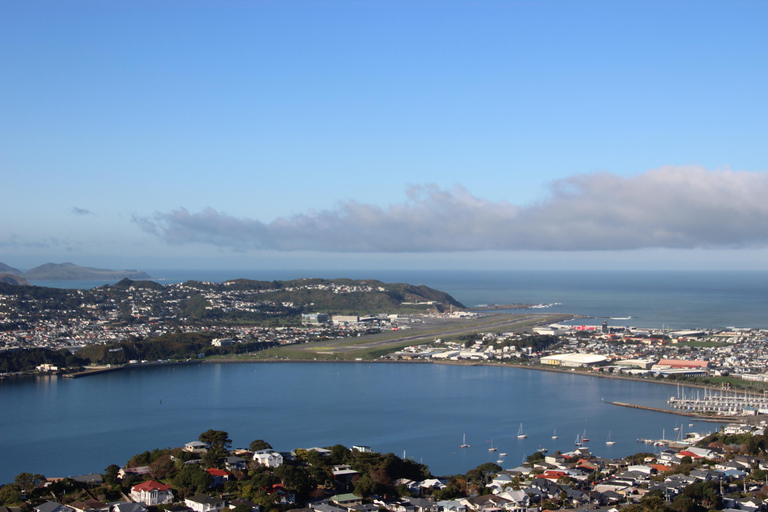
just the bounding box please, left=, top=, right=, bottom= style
left=16, top=262, right=153, bottom=281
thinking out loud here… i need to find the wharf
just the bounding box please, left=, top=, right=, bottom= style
left=605, top=400, right=737, bottom=422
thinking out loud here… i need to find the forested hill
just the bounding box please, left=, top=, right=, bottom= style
left=182, top=277, right=466, bottom=313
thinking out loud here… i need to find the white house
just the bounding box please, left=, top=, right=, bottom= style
left=184, top=441, right=208, bottom=454
left=130, top=481, right=174, bottom=506
left=253, top=449, right=284, bottom=468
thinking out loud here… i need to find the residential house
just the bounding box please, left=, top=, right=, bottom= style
left=269, top=485, right=295, bottom=505
left=130, top=481, right=174, bottom=506
left=206, top=468, right=231, bottom=487
left=184, top=495, right=226, bottom=512
left=495, top=491, right=534, bottom=512
left=69, top=501, right=109, bottom=512
left=330, top=494, right=363, bottom=507
left=462, top=494, right=512, bottom=512
left=184, top=441, right=208, bottom=454
left=69, top=474, right=103, bottom=487
left=309, top=503, right=347, bottom=512
left=253, top=449, right=284, bottom=468
left=332, top=466, right=359, bottom=490
left=118, top=467, right=150, bottom=480
left=35, top=502, right=75, bottom=512
left=224, top=456, right=248, bottom=472
left=436, top=501, right=467, bottom=512
left=400, top=497, right=439, bottom=512
left=419, top=478, right=447, bottom=491
left=347, top=504, right=378, bottom=512
left=111, top=503, right=148, bottom=512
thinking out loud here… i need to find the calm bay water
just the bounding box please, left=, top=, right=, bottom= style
left=29, top=269, right=768, bottom=329
left=0, top=362, right=718, bottom=485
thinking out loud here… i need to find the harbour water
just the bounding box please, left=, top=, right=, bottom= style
left=0, top=362, right=721, bottom=485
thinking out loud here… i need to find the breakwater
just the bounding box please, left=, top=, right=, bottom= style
left=606, top=400, right=737, bottom=422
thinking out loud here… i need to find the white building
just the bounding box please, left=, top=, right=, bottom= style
left=539, top=353, right=607, bottom=367
left=253, top=449, right=284, bottom=467
left=130, top=481, right=174, bottom=506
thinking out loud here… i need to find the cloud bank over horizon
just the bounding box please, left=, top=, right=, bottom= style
left=136, top=166, right=768, bottom=253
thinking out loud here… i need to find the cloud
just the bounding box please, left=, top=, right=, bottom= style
left=135, top=166, right=768, bottom=252
left=71, top=207, right=95, bottom=216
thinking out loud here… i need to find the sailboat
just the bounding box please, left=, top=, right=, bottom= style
left=460, top=433, right=471, bottom=448
left=552, top=429, right=558, bottom=440
left=517, top=423, right=527, bottom=439
left=575, top=434, right=582, bottom=447
left=582, top=429, right=590, bottom=443
left=488, top=439, right=497, bottom=452
left=606, top=431, right=616, bottom=446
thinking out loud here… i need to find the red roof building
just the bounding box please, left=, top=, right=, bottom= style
left=130, top=481, right=173, bottom=506
left=132, top=481, right=171, bottom=492
left=657, top=359, right=709, bottom=369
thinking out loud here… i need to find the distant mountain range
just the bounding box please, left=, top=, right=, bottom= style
left=0, top=262, right=152, bottom=281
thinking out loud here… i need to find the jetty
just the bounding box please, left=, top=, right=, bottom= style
left=605, top=400, right=736, bottom=422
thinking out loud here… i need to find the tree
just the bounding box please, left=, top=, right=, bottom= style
left=682, top=481, right=721, bottom=510
left=249, top=440, right=272, bottom=452
left=467, top=463, right=502, bottom=485
left=330, top=444, right=352, bottom=465
left=104, top=465, right=120, bottom=486
left=433, top=484, right=463, bottom=501
left=173, top=465, right=213, bottom=498
left=274, top=465, right=313, bottom=498
left=353, top=474, right=379, bottom=498
left=640, top=491, right=668, bottom=512
left=14, top=472, right=45, bottom=493
left=150, top=454, right=176, bottom=480
left=670, top=495, right=699, bottom=512
left=0, top=484, right=23, bottom=506
left=248, top=469, right=279, bottom=490
left=199, top=429, right=232, bottom=451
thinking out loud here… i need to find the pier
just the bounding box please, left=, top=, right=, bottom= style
left=605, top=400, right=736, bottom=422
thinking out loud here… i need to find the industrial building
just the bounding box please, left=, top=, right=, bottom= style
left=539, top=353, right=607, bottom=367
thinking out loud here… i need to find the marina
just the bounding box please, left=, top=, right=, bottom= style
left=667, top=385, right=768, bottom=416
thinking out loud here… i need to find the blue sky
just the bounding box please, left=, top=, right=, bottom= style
left=1, top=0, right=767, bottom=271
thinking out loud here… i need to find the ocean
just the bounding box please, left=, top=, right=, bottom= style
left=29, top=269, right=768, bottom=330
